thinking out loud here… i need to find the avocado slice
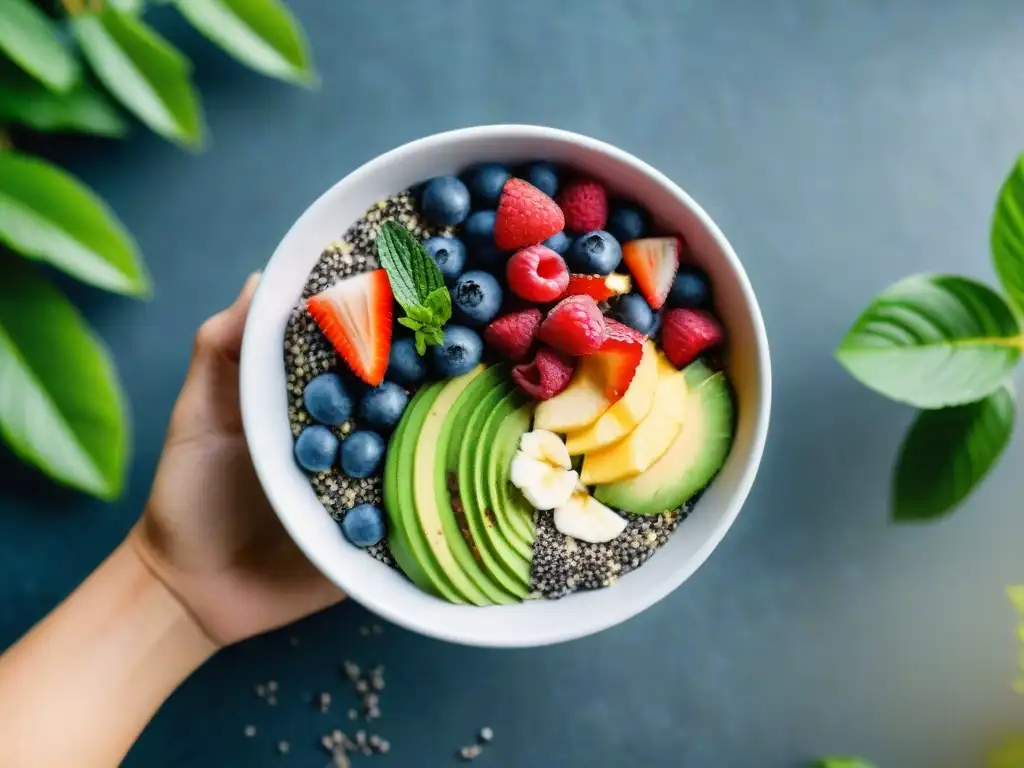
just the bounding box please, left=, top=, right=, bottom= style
left=456, top=370, right=532, bottom=596
left=595, top=361, right=734, bottom=516
left=476, top=390, right=534, bottom=563
left=485, top=392, right=536, bottom=552
left=384, top=383, right=467, bottom=603
left=411, top=366, right=496, bottom=605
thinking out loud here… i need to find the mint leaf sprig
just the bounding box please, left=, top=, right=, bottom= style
left=834, top=153, right=1024, bottom=522
left=376, top=220, right=452, bottom=355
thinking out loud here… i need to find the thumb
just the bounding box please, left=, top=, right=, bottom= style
left=194, top=272, right=261, bottom=364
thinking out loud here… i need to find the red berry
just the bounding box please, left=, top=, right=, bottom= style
left=661, top=308, right=725, bottom=368
left=511, top=345, right=575, bottom=400
left=557, top=179, right=608, bottom=232
left=494, top=178, right=565, bottom=250
left=483, top=308, right=542, bottom=362
left=621, top=237, right=682, bottom=310
left=537, top=295, right=605, bottom=356
left=506, top=245, right=570, bottom=303
left=561, top=273, right=632, bottom=302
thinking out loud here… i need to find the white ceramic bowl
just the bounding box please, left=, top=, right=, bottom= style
left=240, top=125, right=771, bottom=648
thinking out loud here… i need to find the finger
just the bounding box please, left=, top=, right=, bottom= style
left=193, top=272, right=261, bottom=364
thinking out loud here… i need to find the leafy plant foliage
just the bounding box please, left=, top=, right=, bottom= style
left=0, top=0, right=316, bottom=498
left=836, top=156, right=1024, bottom=521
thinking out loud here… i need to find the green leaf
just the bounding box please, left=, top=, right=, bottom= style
left=992, top=154, right=1024, bottom=316
left=72, top=10, right=204, bottom=148
left=414, top=333, right=426, bottom=356
left=397, top=317, right=423, bottom=332
left=0, top=151, right=150, bottom=297
left=835, top=274, right=1021, bottom=408
left=406, top=305, right=433, bottom=324
left=0, top=77, right=127, bottom=137
left=990, top=737, right=1024, bottom=768
left=892, top=383, right=1014, bottom=522
left=173, top=0, right=316, bottom=86
left=0, top=257, right=128, bottom=499
left=0, top=0, right=80, bottom=92
left=425, top=287, right=452, bottom=325
left=110, top=0, right=144, bottom=12
left=817, top=760, right=877, bottom=768
left=376, top=220, right=446, bottom=311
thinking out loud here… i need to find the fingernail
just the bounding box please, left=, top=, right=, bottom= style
left=241, top=271, right=261, bottom=299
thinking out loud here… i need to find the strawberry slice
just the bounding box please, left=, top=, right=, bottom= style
left=306, top=269, right=393, bottom=386
left=561, top=273, right=632, bottom=302
left=621, top=237, right=682, bottom=310
left=590, top=319, right=644, bottom=401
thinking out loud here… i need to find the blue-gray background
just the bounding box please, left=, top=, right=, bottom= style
left=2, top=1, right=1024, bottom=765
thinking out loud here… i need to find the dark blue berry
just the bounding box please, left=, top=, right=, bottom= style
left=606, top=202, right=650, bottom=244
left=452, top=270, right=503, bottom=326
left=340, top=430, right=386, bottom=479
left=462, top=210, right=505, bottom=271
left=359, top=382, right=409, bottom=432
left=423, top=236, right=466, bottom=284
left=521, top=162, right=560, bottom=198
left=429, top=325, right=483, bottom=378
left=341, top=503, right=386, bottom=547
left=543, top=231, right=571, bottom=255
left=566, top=230, right=622, bottom=275
left=302, top=372, right=352, bottom=426
left=649, top=309, right=663, bottom=339
left=669, top=267, right=710, bottom=308
left=294, top=425, right=338, bottom=473
left=612, top=293, right=656, bottom=335
left=387, top=337, right=427, bottom=386
left=421, top=176, right=471, bottom=226
left=465, top=163, right=510, bottom=208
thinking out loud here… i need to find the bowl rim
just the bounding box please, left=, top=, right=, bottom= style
left=240, top=124, right=772, bottom=646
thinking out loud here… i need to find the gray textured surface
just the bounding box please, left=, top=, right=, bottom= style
left=2, top=1, right=1024, bottom=765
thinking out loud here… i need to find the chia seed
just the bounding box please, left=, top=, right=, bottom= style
left=284, top=189, right=706, bottom=600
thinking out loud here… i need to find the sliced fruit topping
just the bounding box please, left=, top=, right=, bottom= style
left=592, top=319, right=645, bottom=400
left=506, top=244, right=570, bottom=303
left=557, top=178, right=608, bottom=232
left=511, top=344, right=575, bottom=400
left=561, top=273, right=631, bottom=302
left=509, top=430, right=578, bottom=510
left=621, top=236, right=682, bottom=310
left=533, top=357, right=612, bottom=433
left=661, top=308, right=725, bottom=368
left=485, top=308, right=542, bottom=362
left=494, top=178, right=565, bottom=250
left=307, top=269, right=393, bottom=386
left=553, top=485, right=627, bottom=544
left=537, top=295, right=605, bottom=356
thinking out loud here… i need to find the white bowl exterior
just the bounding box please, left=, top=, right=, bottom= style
left=240, top=126, right=771, bottom=648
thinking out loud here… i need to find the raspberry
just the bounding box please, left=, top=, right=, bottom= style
left=537, top=295, right=605, bottom=356
left=511, top=345, right=575, bottom=400
left=483, top=308, right=542, bottom=362
left=557, top=179, right=608, bottom=232
left=661, top=308, right=725, bottom=368
left=506, top=245, right=570, bottom=303
left=494, top=178, right=565, bottom=250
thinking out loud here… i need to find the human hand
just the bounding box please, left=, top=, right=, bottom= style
left=129, top=274, right=343, bottom=646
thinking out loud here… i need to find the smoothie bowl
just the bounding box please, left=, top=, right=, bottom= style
left=240, top=125, right=770, bottom=647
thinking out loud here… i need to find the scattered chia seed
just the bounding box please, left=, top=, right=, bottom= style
left=460, top=744, right=483, bottom=761
left=277, top=740, right=290, bottom=754
left=316, top=692, right=331, bottom=712
left=244, top=725, right=257, bottom=738
left=348, top=708, right=358, bottom=720
left=479, top=727, right=493, bottom=743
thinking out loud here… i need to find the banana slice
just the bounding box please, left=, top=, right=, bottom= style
left=553, top=488, right=627, bottom=543
left=510, top=453, right=578, bottom=510
left=519, top=429, right=572, bottom=470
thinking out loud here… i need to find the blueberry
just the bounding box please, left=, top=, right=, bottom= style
left=429, top=325, right=483, bottom=378
left=566, top=230, right=622, bottom=275
left=302, top=372, right=352, bottom=426
left=465, top=163, right=510, bottom=208
left=521, top=162, right=560, bottom=198
left=462, top=210, right=505, bottom=271
left=606, top=202, right=650, bottom=244
left=423, top=236, right=466, bottom=284
left=649, top=309, right=663, bottom=339
left=452, top=270, right=503, bottom=326
left=294, top=425, right=338, bottom=472
left=669, top=267, right=710, bottom=308
left=359, top=381, right=409, bottom=432
left=341, top=502, right=386, bottom=547
left=421, top=176, right=471, bottom=226
left=387, top=337, right=427, bottom=385
left=543, top=230, right=572, bottom=255
left=612, top=293, right=656, bottom=335
left=340, top=430, right=386, bottom=479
